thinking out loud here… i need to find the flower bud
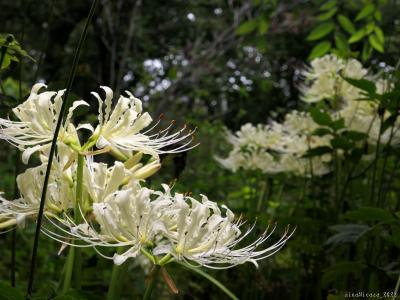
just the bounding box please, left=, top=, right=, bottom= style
left=124, top=152, right=143, bottom=169
left=133, top=161, right=161, bottom=180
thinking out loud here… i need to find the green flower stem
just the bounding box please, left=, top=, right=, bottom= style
left=73, top=154, right=85, bottom=289
left=158, top=254, right=173, bottom=266
left=26, top=1, right=98, bottom=298
left=61, top=153, right=85, bottom=293
left=61, top=247, right=75, bottom=294
left=75, top=154, right=85, bottom=223
left=143, top=265, right=161, bottom=300
left=107, top=247, right=129, bottom=300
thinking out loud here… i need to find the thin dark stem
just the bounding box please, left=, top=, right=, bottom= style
left=370, top=114, right=384, bottom=205
left=25, top=1, right=98, bottom=298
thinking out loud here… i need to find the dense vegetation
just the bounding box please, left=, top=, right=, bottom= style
left=0, top=1, right=400, bottom=299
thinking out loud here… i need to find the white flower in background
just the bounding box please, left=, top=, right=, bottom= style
left=216, top=117, right=332, bottom=176
left=0, top=83, right=88, bottom=163
left=301, top=54, right=367, bottom=104
left=90, top=86, right=196, bottom=160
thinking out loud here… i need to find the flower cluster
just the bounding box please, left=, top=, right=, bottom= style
left=216, top=111, right=331, bottom=176
left=0, top=84, right=292, bottom=269
left=217, top=54, right=397, bottom=176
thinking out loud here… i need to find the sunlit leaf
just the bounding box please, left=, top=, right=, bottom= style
left=308, top=41, right=331, bottom=60
left=317, top=7, right=337, bottom=21
left=337, top=14, right=356, bottom=34
left=235, top=19, right=258, bottom=35
left=355, top=4, right=375, bottom=21
left=369, top=34, right=384, bottom=53
left=348, top=28, right=366, bottom=44
left=306, top=22, right=334, bottom=41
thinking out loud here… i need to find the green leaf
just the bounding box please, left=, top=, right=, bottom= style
left=342, top=77, right=376, bottom=95
left=303, top=146, right=332, bottom=158
left=258, top=19, right=269, bottom=34
left=322, top=262, right=366, bottom=288
left=317, top=7, right=337, bottom=21
left=0, top=282, right=24, bottom=300
left=365, top=22, right=375, bottom=34
left=361, top=42, right=372, bottom=61
left=355, top=4, right=375, bottom=21
left=313, top=127, right=332, bottom=136
left=320, top=0, right=337, bottom=11
left=326, top=224, right=370, bottom=246
left=337, top=14, right=356, bottom=34
left=369, top=34, right=384, bottom=53
left=309, top=107, right=333, bottom=126
left=343, top=207, right=396, bottom=222
left=330, top=136, right=353, bottom=150
left=374, top=10, right=382, bottom=21
left=0, top=54, right=11, bottom=70
left=381, top=113, right=398, bottom=134
left=374, top=26, right=384, bottom=44
left=308, top=41, right=331, bottom=60
left=334, top=33, right=349, bottom=53
left=235, top=19, right=258, bottom=35
left=306, top=22, right=335, bottom=41
left=348, top=28, right=366, bottom=44
left=331, top=118, right=345, bottom=131
left=344, top=130, right=368, bottom=141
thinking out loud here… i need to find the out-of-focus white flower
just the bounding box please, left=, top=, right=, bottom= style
left=89, top=86, right=196, bottom=159
left=216, top=116, right=332, bottom=177
left=0, top=83, right=88, bottom=163
left=301, top=54, right=367, bottom=104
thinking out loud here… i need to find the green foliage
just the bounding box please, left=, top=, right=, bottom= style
left=0, top=282, right=24, bottom=300
left=0, top=34, right=34, bottom=69
left=343, top=207, right=397, bottom=222
left=306, top=1, right=386, bottom=60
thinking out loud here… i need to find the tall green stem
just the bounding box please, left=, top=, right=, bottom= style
left=61, top=247, right=75, bottom=294
left=25, top=1, right=98, bottom=298
left=73, top=154, right=84, bottom=289
left=107, top=247, right=128, bottom=300
left=61, top=153, right=85, bottom=293
left=143, top=265, right=161, bottom=300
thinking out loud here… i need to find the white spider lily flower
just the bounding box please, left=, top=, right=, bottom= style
left=54, top=184, right=292, bottom=269
left=0, top=150, right=75, bottom=229
left=154, top=193, right=293, bottom=269
left=57, top=186, right=165, bottom=265
left=90, top=86, right=196, bottom=159
left=0, top=83, right=89, bottom=163
left=85, top=157, right=128, bottom=203
left=300, top=54, right=367, bottom=104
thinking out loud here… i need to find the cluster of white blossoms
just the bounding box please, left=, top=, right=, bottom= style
left=0, top=83, right=292, bottom=269
left=216, top=112, right=331, bottom=176
left=217, top=54, right=397, bottom=176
